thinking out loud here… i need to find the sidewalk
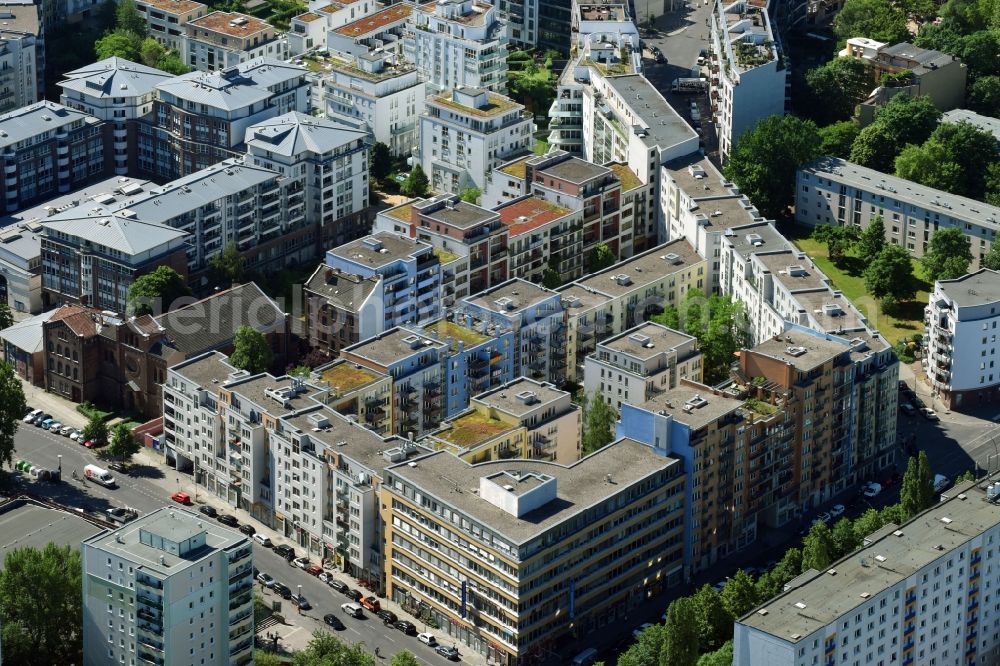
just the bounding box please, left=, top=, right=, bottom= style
left=19, top=380, right=87, bottom=430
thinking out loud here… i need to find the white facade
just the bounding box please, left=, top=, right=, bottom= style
left=709, top=0, right=786, bottom=160
left=0, top=29, right=38, bottom=114
left=184, top=12, right=289, bottom=72
left=419, top=87, right=533, bottom=194
left=81, top=507, right=255, bottom=666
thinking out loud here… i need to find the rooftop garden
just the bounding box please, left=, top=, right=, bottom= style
left=499, top=157, right=531, bottom=179
left=437, top=410, right=514, bottom=447
left=608, top=163, right=642, bottom=192
left=387, top=203, right=414, bottom=222
left=423, top=320, right=488, bottom=349
left=320, top=363, right=378, bottom=393
left=433, top=247, right=459, bottom=264
left=433, top=92, right=520, bottom=117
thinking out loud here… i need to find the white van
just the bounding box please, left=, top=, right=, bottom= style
left=83, top=464, right=115, bottom=488
left=253, top=534, right=272, bottom=548
left=572, top=648, right=599, bottom=666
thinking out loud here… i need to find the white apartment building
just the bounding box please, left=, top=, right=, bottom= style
left=584, top=322, right=702, bottom=411
left=317, top=51, right=425, bottom=157
left=326, top=4, right=412, bottom=59
left=923, top=269, right=1000, bottom=410
left=419, top=87, right=533, bottom=194
left=245, top=112, right=369, bottom=247
left=0, top=21, right=39, bottom=114
left=403, top=0, right=508, bottom=94
left=81, top=507, right=255, bottom=666
left=734, top=477, right=1000, bottom=666
left=135, top=0, right=208, bottom=53
left=59, top=57, right=172, bottom=174
left=286, top=0, right=380, bottom=55
left=708, top=0, right=786, bottom=160
left=185, top=12, right=289, bottom=71
left=796, top=156, right=1000, bottom=267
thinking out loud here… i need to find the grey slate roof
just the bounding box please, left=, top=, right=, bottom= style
left=58, top=57, right=173, bottom=99
left=155, top=58, right=305, bottom=111
left=0, top=309, right=57, bottom=353
left=246, top=112, right=367, bottom=157
left=0, top=101, right=100, bottom=150
left=603, top=75, right=697, bottom=151
left=41, top=214, right=188, bottom=256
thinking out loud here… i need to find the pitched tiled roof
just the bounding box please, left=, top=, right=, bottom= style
left=48, top=305, right=99, bottom=337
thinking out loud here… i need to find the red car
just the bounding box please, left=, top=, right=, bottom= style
left=170, top=491, right=191, bottom=505
left=305, top=564, right=323, bottom=576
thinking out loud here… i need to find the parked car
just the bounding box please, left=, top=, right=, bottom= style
left=323, top=613, right=345, bottom=630
left=361, top=596, right=381, bottom=612
left=711, top=580, right=726, bottom=592
left=108, top=462, right=126, bottom=473
left=933, top=474, right=951, bottom=492
left=921, top=408, right=940, bottom=421
left=67, top=430, right=80, bottom=441
left=291, top=557, right=310, bottom=570
left=272, top=544, right=295, bottom=560
left=292, top=595, right=311, bottom=610
left=393, top=620, right=417, bottom=635
left=815, top=512, right=832, bottom=524
left=273, top=583, right=292, bottom=599
left=31, top=413, right=50, bottom=426
left=376, top=609, right=398, bottom=624
left=216, top=514, right=239, bottom=527
left=83, top=440, right=96, bottom=448
left=198, top=505, right=218, bottom=518
left=900, top=403, right=916, bottom=416
left=329, top=579, right=351, bottom=594
left=106, top=507, right=138, bottom=524
left=418, top=632, right=438, bottom=646
left=59, top=425, right=73, bottom=436
left=24, top=409, right=41, bottom=423
left=170, top=491, right=191, bottom=505
left=40, top=418, right=56, bottom=430
left=346, top=588, right=363, bottom=602
left=341, top=602, right=364, bottom=618
left=863, top=482, right=882, bottom=497
left=239, top=523, right=256, bottom=536
left=257, top=572, right=275, bottom=588
left=830, top=504, right=845, bottom=518
left=319, top=572, right=334, bottom=585
left=435, top=645, right=460, bottom=660
left=305, top=563, right=323, bottom=576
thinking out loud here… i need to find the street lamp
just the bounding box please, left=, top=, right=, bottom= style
left=57, top=455, right=62, bottom=475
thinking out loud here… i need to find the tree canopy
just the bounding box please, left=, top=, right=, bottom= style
left=894, top=121, right=999, bottom=201
left=0, top=303, right=13, bottom=331
left=804, top=57, right=870, bottom=124
left=127, top=266, right=192, bottom=316
left=982, top=242, right=1000, bottom=270
left=459, top=187, right=481, bottom=204
left=109, top=422, right=142, bottom=463
left=864, top=244, right=916, bottom=304
left=849, top=95, right=942, bottom=172
left=582, top=393, right=618, bottom=454
left=652, top=291, right=748, bottom=383
left=401, top=165, right=429, bottom=197
left=802, top=520, right=835, bottom=571
left=589, top=242, right=616, bottom=272
left=229, top=326, right=273, bottom=374
left=116, top=0, right=147, bottom=37
left=291, top=630, right=375, bottom=666
left=833, top=0, right=910, bottom=44
left=82, top=413, right=109, bottom=447
left=968, top=75, right=1000, bottom=115
left=0, top=362, right=25, bottom=468
left=208, top=242, right=246, bottom=285
left=370, top=142, right=392, bottom=183
left=818, top=120, right=861, bottom=159
left=662, top=597, right=701, bottom=666
left=812, top=224, right=859, bottom=266
left=855, top=216, right=886, bottom=264
left=922, top=227, right=973, bottom=282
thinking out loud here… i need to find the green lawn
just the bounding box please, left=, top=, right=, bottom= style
left=785, top=225, right=929, bottom=344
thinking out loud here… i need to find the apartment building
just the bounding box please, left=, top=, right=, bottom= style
left=0, top=221, right=42, bottom=313
left=923, top=269, right=1000, bottom=410
left=311, top=358, right=393, bottom=435
left=456, top=279, right=566, bottom=385
left=375, top=194, right=508, bottom=304
left=942, top=108, right=1000, bottom=143
left=734, top=477, right=1000, bottom=666
left=381, top=438, right=686, bottom=665
left=404, top=0, right=508, bottom=94
left=317, top=51, right=424, bottom=157
left=59, top=57, right=173, bottom=175
left=135, top=0, right=207, bottom=53
left=708, top=0, right=786, bottom=160
left=0, top=101, right=111, bottom=214
left=185, top=12, right=288, bottom=71
left=286, top=0, right=381, bottom=54
left=496, top=195, right=580, bottom=285
left=661, top=154, right=766, bottom=292
left=559, top=239, right=707, bottom=383
left=306, top=232, right=442, bottom=356
left=0, top=15, right=39, bottom=114
left=141, top=58, right=309, bottom=179
left=245, top=112, right=369, bottom=249
left=327, top=4, right=412, bottom=58
left=583, top=322, right=702, bottom=410
left=796, top=156, right=1000, bottom=267
left=81, top=507, right=255, bottom=666
left=419, top=87, right=533, bottom=194
left=421, top=396, right=529, bottom=463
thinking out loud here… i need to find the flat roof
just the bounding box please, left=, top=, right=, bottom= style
left=791, top=290, right=869, bottom=336
left=757, top=251, right=829, bottom=292
left=938, top=269, right=1000, bottom=308
left=227, top=374, right=316, bottom=417
left=694, top=196, right=762, bottom=231
left=316, top=360, right=383, bottom=395
left=578, top=2, right=628, bottom=20
left=879, top=42, right=955, bottom=74
left=138, top=0, right=206, bottom=13
left=421, top=201, right=497, bottom=229
left=740, top=478, right=1000, bottom=643
left=474, top=378, right=569, bottom=416
left=328, top=232, right=428, bottom=269
left=343, top=327, right=447, bottom=368
left=640, top=382, right=744, bottom=429
left=498, top=155, right=532, bottom=180
left=801, top=156, right=1000, bottom=228
left=0, top=501, right=102, bottom=565
left=749, top=330, right=848, bottom=372
left=722, top=222, right=789, bottom=258
left=333, top=4, right=411, bottom=36
left=429, top=90, right=522, bottom=118
left=170, top=351, right=237, bottom=388
left=603, top=75, right=697, bottom=151
left=423, top=319, right=489, bottom=350
left=465, top=279, right=558, bottom=314
left=537, top=157, right=610, bottom=184
left=664, top=154, right=734, bottom=198
left=388, top=438, right=678, bottom=543
left=188, top=11, right=271, bottom=37
left=574, top=239, right=702, bottom=298
left=942, top=109, right=1000, bottom=142
left=557, top=284, right=612, bottom=311
left=600, top=322, right=695, bottom=359
left=434, top=409, right=518, bottom=449
left=607, top=162, right=643, bottom=192
left=496, top=196, right=573, bottom=236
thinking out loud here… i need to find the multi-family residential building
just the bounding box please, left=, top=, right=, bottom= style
left=310, top=358, right=393, bottom=435
left=135, top=0, right=208, bottom=54
left=796, top=156, right=1000, bottom=267
left=718, top=221, right=793, bottom=342
left=374, top=194, right=509, bottom=303
left=81, top=507, right=255, bottom=666
left=185, top=11, right=288, bottom=71
left=305, top=232, right=442, bottom=356
left=583, top=322, right=702, bottom=410
left=922, top=269, right=1000, bottom=410
left=0, top=8, right=40, bottom=114
left=559, top=239, right=707, bottom=382
left=421, top=389, right=530, bottom=463
left=0, top=221, right=42, bottom=313
left=0, top=101, right=111, bottom=213
left=733, top=476, right=1000, bottom=666
left=842, top=38, right=967, bottom=122
left=381, top=438, right=685, bottom=665
left=286, top=0, right=381, bottom=54
left=456, top=279, right=566, bottom=385
left=419, top=87, right=533, bottom=194
left=316, top=51, right=424, bottom=157
left=245, top=111, right=369, bottom=248
left=942, top=108, right=1000, bottom=143
left=326, top=4, right=412, bottom=57
left=495, top=194, right=580, bottom=285
left=404, top=0, right=508, bottom=94
left=141, top=58, right=309, bottom=179
left=708, top=0, right=786, bottom=160
left=58, top=57, right=172, bottom=175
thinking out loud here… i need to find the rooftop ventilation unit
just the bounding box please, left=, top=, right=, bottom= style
left=785, top=346, right=807, bottom=357
left=629, top=333, right=651, bottom=347
left=614, top=274, right=632, bottom=286
left=822, top=303, right=843, bottom=316
left=514, top=390, right=538, bottom=405
left=661, top=252, right=682, bottom=264
left=746, top=233, right=763, bottom=246
left=786, top=265, right=805, bottom=276
left=402, top=334, right=422, bottom=349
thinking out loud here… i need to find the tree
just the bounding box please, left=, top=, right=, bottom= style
left=700, top=294, right=749, bottom=384
left=804, top=57, right=871, bottom=124
left=661, top=597, right=700, bottom=666
left=720, top=569, right=758, bottom=619
left=812, top=224, right=859, bottom=266
left=255, top=652, right=283, bottom=666
left=108, top=422, right=141, bottom=464
left=230, top=326, right=273, bottom=374
left=849, top=95, right=942, bottom=172
left=401, top=164, right=429, bottom=197
left=801, top=520, right=834, bottom=571
left=0, top=303, right=13, bottom=331
left=916, top=450, right=936, bottom=510
left=0, top=362, right=25, bottom=469
left=724, top=115, right=823, bottom=219
left=116, top=0, right=148, bottom=36
left=818, top=120, right=861, bottom=159
left=894, top=141, right=963, bottom=195
left=617, top=623, right=666, bottom=666
left=957, top=29, right=1000, bottom=78
left=689, top=585, right=734, bottom=653
left=154, top=50, right=189, bottom=75
left=833, top=0, right=910, bottom=44
left=541, top=268, right=562, bottom=289
left=370, top=141, right=392, bottom=183
left=588, top=242, right=616, bottom=272
left=94, top=30, right=141, bottom=61
left=139, top=37, right=166, bottom=68
left=856, top=216, right=886, bottom=264
left=895, top=121, right=999, bottom=200
left=459, top=187, right=481, bottom=204
left=864, top=245, right=916, bottom=305
left=922, top=227, right=973, bottom=282
left=127, top=265, right=192, bottom=316
left=982, top=242, right=1000, bottom=270
left=208, top=242, right=246, bottom=285
left=696, top=641, right=734, bottom=666
left=900, top=454, right=922, bottom=518
left=0, top=544, right=82, bottom=664
left=81, top=413, right=109, bottom=447
left=582, top=392, right=618, bottom=454
left=651, top=304, right=680, bottom=330
left=830, top=517, right=860, bottom=559
left=968, top=76, right=1000, bottom=116
left=852, top=508, right=884, bottom=542
left=390, top=652, right=421, bottom=666
left=956, top=469, right=976, bottom=483
left=292, top=630, right=375, bottom=666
